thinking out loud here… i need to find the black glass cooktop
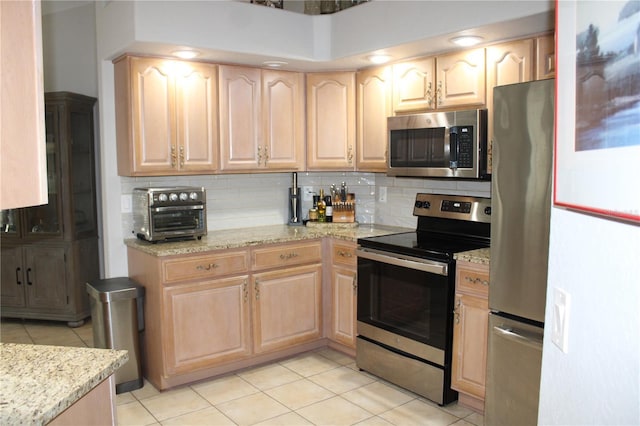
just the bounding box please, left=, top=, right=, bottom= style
left=358, top=231, right=489, bottom=261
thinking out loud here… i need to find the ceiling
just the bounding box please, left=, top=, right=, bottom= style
left=44, top=0, right=556, bottom=72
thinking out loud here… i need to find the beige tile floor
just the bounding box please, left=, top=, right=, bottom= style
left=1, top=318, right=484, bottom=426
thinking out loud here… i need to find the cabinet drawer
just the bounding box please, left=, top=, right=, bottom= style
left=163, top=250, right=249, bottom=284
left=332, top=241, right=357, bottom=267
left=252, top=241, right=322, bottom=271
left=456, top=263, right=489, bottom=297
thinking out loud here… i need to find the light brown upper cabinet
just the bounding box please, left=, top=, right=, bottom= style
left=486, top=39, right=535, bottom=174
left=306, top=72, right=356, bottom=170
left=219, top=66, right=305, bottom=172
left=392, top=58, right=436, bottom=113
left=392, top=49, right=485, bottom=113
left=356, top=66, right=392, bottom=172
left=436, top=48, right=486, bottom=109
left=536, top=34, right=556, bottom=80
left=114, top=56, right=219, bottom=176
left=0, top=0, right=47, bottom=209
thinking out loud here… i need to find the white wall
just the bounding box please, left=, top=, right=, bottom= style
left=42, top=2, right=97, bottom=96
left=540, top=208, right=640, bottom=424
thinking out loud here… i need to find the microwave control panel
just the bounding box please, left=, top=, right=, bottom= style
left=451, top=126, right=474, bottom=168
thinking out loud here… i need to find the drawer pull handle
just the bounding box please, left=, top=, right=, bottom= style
left=280, top=252, right=299, bottom=260
left=453, top=298, right=461, bottom=324
left=196, top=263, right=218, bottom=271
left=337, top=250, right=353, bottom=258
left=464, top=275, right=489, bottom=286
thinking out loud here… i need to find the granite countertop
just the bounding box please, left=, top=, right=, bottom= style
left=455, top=247, right=491, bottom=265
left=0, top=343, right=128, bottom=425
left=125, top=223, right=412, bottom=257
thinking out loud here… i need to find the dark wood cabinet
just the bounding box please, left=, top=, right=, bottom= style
left=0, top=92, right=99, bottom=326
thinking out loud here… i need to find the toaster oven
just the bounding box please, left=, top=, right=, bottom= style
left=133, top=187, right=207, bottom=242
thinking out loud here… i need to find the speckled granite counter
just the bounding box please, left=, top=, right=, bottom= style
left=125, top=223, right=412, bottom=257
left=0, top=343, right=128, bottom=425
left=455, top=247, right=491, bottom=265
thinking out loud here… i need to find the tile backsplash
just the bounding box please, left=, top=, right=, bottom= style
left=120, top=172, right=491, bottom=237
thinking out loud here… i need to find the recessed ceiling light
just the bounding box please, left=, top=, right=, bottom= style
left=172, top=49, right=200, bottom=59
left=450, top=36, right=484, bottom=47
left=367, top=54, right=392, bottom=64
left=263, top=60, right=288, bottom=68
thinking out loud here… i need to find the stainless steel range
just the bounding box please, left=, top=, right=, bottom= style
left=356, top=193, right=491, bottom=405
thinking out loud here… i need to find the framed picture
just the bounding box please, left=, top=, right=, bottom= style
left=554, top=0, right=640, bottom=224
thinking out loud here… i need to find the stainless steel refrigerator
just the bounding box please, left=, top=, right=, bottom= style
left=485, top=79, right=554, bottom=425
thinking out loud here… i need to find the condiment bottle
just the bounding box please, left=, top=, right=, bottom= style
left=317, top=189, right=326, bottom=222
left=309, top=208, right=318, bottom=221
left=324, top=195, right=333, bottom=222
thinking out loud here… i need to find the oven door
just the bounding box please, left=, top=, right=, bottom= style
left=150, top=205, right=206, bottom=239
left=356, top=247, right=454, bottom=366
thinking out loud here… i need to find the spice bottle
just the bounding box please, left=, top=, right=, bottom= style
left=317, top=189, right=326, bottom=222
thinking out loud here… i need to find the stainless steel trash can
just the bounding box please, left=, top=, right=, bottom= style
left=87, top=277, right=145, bottom=394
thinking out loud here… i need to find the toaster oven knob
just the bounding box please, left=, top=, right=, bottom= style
left=189, top=192, right=199, bottom=200
left=179, top=192, right=188, bottom=201
left=158, top=193, right=168, bottom=202
left=169, top=193, right=178, bottom=202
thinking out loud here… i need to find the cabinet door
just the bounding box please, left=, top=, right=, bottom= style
left=1, top=247, right=26, bottom=308
left=486, top=39, right=534, bottom=174
left=128, top=57, right=176, bottom=174
left=536, top=34, right=556, bottom=80
left=262, top=70, right=305, bottom=170
left=175, top=62, right=219, bottom=172
left=436, top=49, right=485, bottom=108
left=392, top=58, right=435, bottom=113
left=0, top=0, right=48, bottom=209
left=163, top=276, right=252, bottom=375
left=23, top=246, right=68, bottom=310
left=452, top=292, right=489, bottom=399
left=252, top=264, right=322, bottom=353
left=306, top=72, right=356, bottom=170
left=219, top=66, right=262, bottom=171
left=331, top=266, right=357, bottom=348
left=357, top=66, right=392, bottom=171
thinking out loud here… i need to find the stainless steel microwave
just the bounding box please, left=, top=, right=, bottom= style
left=387, top=109, right=489, bottom=179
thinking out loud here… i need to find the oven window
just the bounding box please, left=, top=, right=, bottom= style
left=357, top=257, right=451, bottom=350
left=152, top=209, right=203, bottom=232
left=389, top=127, right=448, bottom=168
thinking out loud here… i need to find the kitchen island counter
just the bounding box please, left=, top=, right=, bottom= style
left=0, top=343, right=128, bottom=425
left=125, top=223, right=411, bottom=257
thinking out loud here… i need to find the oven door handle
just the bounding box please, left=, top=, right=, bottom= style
left=356, top=248, right=448, bottom=276
left=150, top=205, right=204, bottom=213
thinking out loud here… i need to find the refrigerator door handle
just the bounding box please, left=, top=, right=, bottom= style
left=493, top=325, right=543, bottom=349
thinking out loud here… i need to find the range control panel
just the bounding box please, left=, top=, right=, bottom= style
left=413, top=193, right=491, bottom=223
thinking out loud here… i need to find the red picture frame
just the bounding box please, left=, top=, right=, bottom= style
left=554, top=0, right=640, bottom=224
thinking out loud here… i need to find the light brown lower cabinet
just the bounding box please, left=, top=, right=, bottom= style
left=329, top=240, right=357, bottom=351
left=128, top=239, right=324, bottom=390
left=163, top=275, right=252, bottom=375
left=252, top=264, right=322, bottom=354
left=451, top=260, right=490, bottom=413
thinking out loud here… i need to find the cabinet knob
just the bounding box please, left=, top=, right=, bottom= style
left=255, top=280, right=260, bottom=300
left=426, top=81, right=433, bottom=107
left=179, top=146, right=185, bottom=167
left=436, top=81, right=443, bottom=107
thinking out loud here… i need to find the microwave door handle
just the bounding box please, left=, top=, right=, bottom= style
left=449, top=127, right=459, bottom=170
